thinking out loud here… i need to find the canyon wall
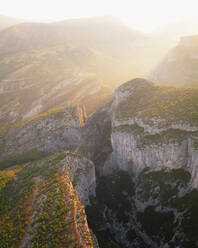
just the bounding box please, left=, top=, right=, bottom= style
left=103, top=78, right=198, bottom=188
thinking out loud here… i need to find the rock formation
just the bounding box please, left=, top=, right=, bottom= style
left=103, top=78, right=198, bottom=188
left=0, top=105, right=87, bottom=159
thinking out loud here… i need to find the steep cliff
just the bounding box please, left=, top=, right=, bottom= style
left=2, top=76, right=198, bottom=248
left=84, top=78, right=198, bottom=248
left=103, top=78, right=198, bottom=188
left=0, top=151, right=96, bottom=248
left=62, top=151, right=96, bottom=206
left=81, top=102, right=113, bottom=175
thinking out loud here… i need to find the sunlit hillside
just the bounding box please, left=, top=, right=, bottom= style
left=1, top=1, right=198, bottom=247
left=150, top=34, right=198, bottom=88
left=0, top=16, right=174, bottom=135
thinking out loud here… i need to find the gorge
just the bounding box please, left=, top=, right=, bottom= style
left=1, top=15, right=198, bottom=248
left=1, top=78, right=198, bottom=247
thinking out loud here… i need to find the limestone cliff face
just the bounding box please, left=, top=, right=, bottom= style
left=0, top=105, right=87, bottom=159
left=103, top=78, right=198, bottom=188
left=62, top=151, right=96, bottom=206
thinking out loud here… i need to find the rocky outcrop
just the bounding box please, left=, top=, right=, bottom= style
left=62, top=151, right=96, bottom=206
left=0, top=105, right=87, bottom=159
left=103, top=78, right=198, bottom=188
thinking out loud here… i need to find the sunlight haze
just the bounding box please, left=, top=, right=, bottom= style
left=1, top=0, right=198, bottom=32
left=1, top=0, right=198, bottom=247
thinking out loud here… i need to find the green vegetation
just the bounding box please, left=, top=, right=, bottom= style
left=0, top=167, right=35, bottom=247
left=87, top=167, right=198, bottom=248
left=172, top=189, right=198, bottom=247
left=0, top=126, right=10, bottom=139
left=114, top=81, right=198, bottom=147
left=141, top=128, right=198, bottom=147
left=0, top=171, right=13, bottom=191
left=193, top=140, right=198, bottom=149
left=137, top=168, right=191, bottom=205
left=113, top=124, right=198, bottom=147
left=136, top=168, right=198, bottom=247
left=0, top=150, right=49, bottom=170
left=0, top=152, right=87, bottom=248
left=0, top=44, right=113, bottom=134
left=137, top=206, right=175, bottom=242
left=116, top=81, right=198, bottom=127
left=13, top=104, right=77, bottom=129
left=112, top=124, right=144, bottom=135
left=86, top=171, right=135, bottom=248
left=31, top=175, right=73, bottom=247
left=138, top=168, right=191, bottom=187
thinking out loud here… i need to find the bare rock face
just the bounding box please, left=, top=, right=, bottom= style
left=0, top=105, right=87, bottom=159
left=62, top=151, right=96, bottom=206
left=103, top=78, right=198, bottom=188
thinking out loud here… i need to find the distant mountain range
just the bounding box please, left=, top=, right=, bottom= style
left=0, top=16, right=174, bottom=130
left=0, top=16, right=174, bottom=75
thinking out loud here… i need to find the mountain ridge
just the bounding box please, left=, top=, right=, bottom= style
left=150, top=34, right=198, bottom=88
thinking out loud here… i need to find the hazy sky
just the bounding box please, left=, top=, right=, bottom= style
left=1, top=0, right=198, bottom=32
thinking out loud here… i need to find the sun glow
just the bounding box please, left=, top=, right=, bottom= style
left=1, top=0, right=198, bottom=32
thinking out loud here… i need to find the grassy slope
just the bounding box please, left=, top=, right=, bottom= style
left=116, top=80, right=198, bottom=126
left=0, top=152, right=94, bottom=248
